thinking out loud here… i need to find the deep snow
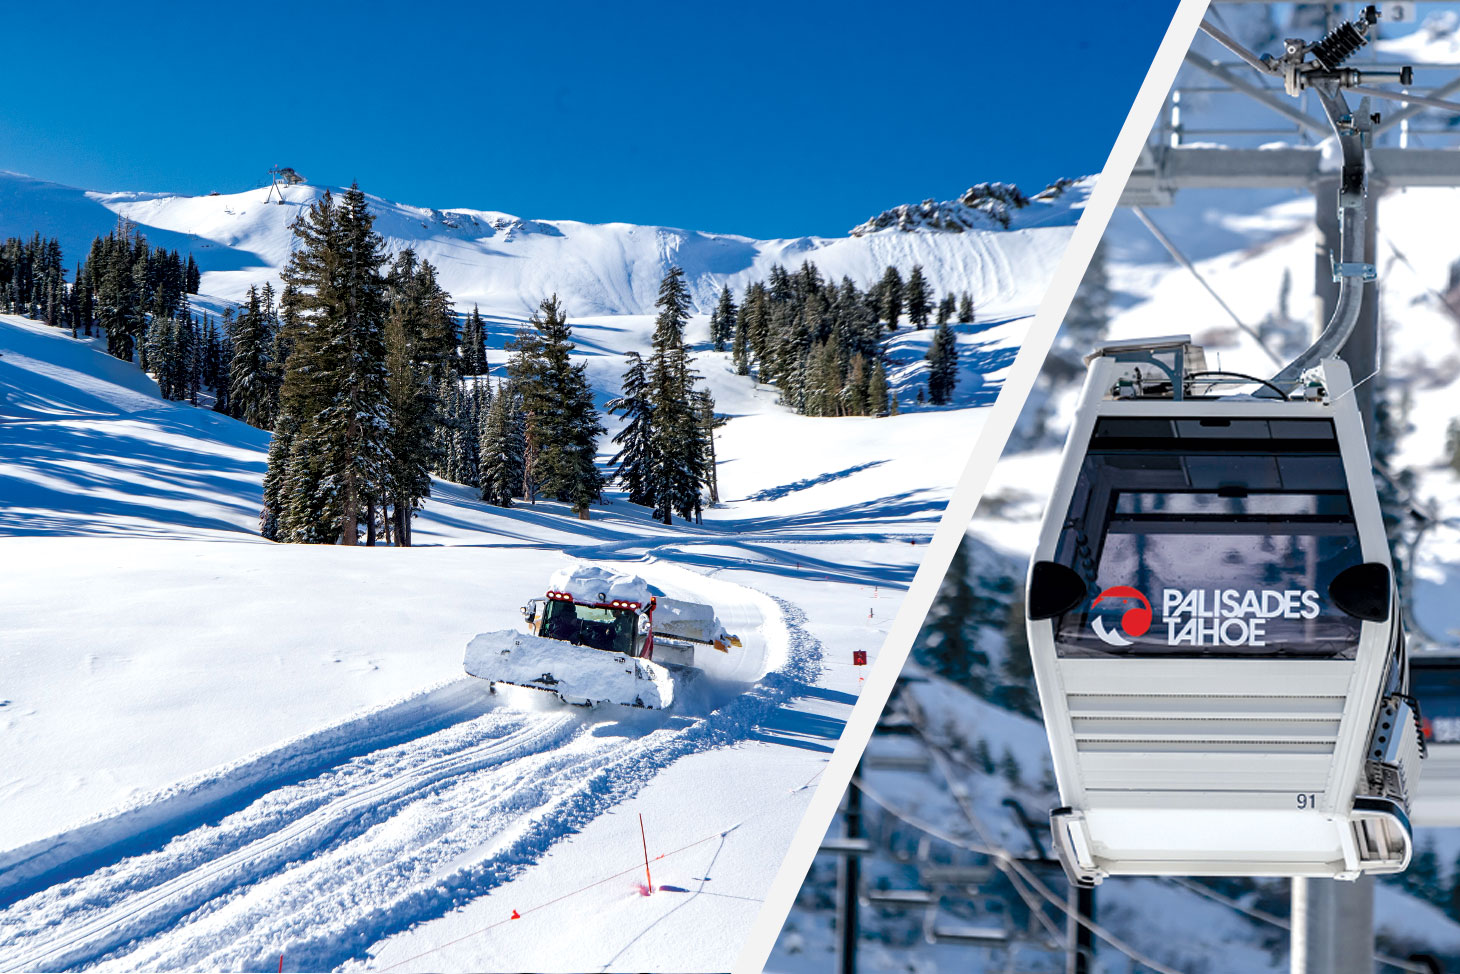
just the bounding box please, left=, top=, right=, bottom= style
left=0, top=147, right=1064, bottom=972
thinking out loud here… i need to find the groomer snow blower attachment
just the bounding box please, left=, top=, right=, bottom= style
left=463, top=563, right=742, bottom=710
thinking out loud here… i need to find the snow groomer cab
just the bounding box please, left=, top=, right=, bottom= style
left=1025, top=336, right=1422, bottom=886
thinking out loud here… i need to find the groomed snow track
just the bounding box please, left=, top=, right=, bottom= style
left=0, top=591, right=819, bottom=973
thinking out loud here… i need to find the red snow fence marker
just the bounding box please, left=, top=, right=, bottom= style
left=853, top=650, right=867, bottom=666
left=639, top=813, right=654, bottom=895
left=510, top=909, right=520, bottom=919
left=278, top=954, right=284, bottom=973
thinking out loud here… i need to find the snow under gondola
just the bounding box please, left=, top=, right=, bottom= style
left=1025, top=336, right=1424, bottom=885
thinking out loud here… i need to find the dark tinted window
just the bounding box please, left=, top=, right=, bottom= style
left=1052, top=418, right=1362, bottom=659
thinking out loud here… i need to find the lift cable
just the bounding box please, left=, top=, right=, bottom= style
left=886, top=699, right=1442, bottom=974
left=1128, top=206, right=1286, bottom=369
left=921, top=744, right=1070, bottom=948
left=1348, top=85, right=1460, bottom=116
left=894, top=703, right=1194, bottom=974
left=879, top=695, right=1069, bottom=947
left=850, top=773, right=1183, bottom=974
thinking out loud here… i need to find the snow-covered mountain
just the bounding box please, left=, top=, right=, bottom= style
left=0, top=170, right=1090, bottom=318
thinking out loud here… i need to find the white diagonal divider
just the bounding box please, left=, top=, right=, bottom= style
left=730, top=2, right=1214, bottom=970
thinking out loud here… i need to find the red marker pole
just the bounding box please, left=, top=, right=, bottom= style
left=639, top=813, right=653, bottom=894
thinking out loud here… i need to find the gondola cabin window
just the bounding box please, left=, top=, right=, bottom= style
left=1051, top=417, right=1363, bottom=659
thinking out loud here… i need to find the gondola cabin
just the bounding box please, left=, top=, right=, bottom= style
left=1026, top=337, right=1422, bottom=885
left=1410, top=654, right=1460, bottom=826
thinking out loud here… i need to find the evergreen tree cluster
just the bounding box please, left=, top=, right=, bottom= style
left=144, top=304, right=227, bottom=405
left=262, top=186, right=401, bottom=545
left=225, top=284, right=287, bottom=427
left=73, top=220, right=200, bottom=363
left=470, top=296, right=605, bottom=516
left=1, top=234, right=67, bottom=328
left=726, top=260, right=973, bottom=415
left=609, top=267, right=716, bottom=524
left=245, top=189, right=612, bottom=541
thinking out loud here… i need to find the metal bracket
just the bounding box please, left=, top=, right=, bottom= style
left=1330, top=253, right=1377, bottom=282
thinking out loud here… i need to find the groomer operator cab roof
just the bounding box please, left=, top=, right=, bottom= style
left=1025, top=337, right=1423, bottom=887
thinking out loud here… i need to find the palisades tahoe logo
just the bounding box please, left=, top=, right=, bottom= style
left=1088, top=586, right=1321, bottom=647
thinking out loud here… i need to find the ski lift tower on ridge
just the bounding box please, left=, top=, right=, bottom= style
left=264, top=166, right=306, bottom=204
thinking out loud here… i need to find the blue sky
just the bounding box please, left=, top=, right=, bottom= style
left=1, top=0, right=1182, bottom=238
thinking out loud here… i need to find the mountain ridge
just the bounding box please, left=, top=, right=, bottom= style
left=0, top=170, right=1090, bottom=319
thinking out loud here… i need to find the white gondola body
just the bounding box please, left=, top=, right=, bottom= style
left=1026, top=341, right=1421, bottom=884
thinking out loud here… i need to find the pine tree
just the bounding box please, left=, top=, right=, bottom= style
left=740, top=282, right=770, bottom=378
left=996, top=596, right=1039, bottom=718
left=878, top=265, right=903, bottom=330
left=185, top=254, right=200, bottom=294
left=731, top=298, right=752, bottom=376
left=608, top=352, right=654, bottom=506
left=998, top=749, right=1023, bottom=787
left=1061, top=242, right=1110, bottom=358
left=478, top=381, right=524, bottom=507
left=525, top=295, right=604, bottom=517
left=867, top=359, right=890, bottom=417
left=505, top=325, right=547, bottom=503
left=973, top=738, right=996, bottom=775
left=843, top=354, right=868, bottom=416
left=229, top=286, right=276, bottom=428
left=957, top=292, right=975, bottom=324
left=926, top=321, right=959, bottom=406
left=1408, top=843, right=1442, bottom=905
left=382, top=299, right=435, bottom=545
left=269, top=184, right=391, bottom=545
left=460, top=304, right=489, bottom=375
left=1446, top=419, right=1460, bottom=477
left=936, top=293, right=956, bottom=326
left=905, top=265, right=931, bottom=329
left=710, top=285, right=737, bottom=353
left=613, top=267, right=717, bottom=524
left=260, top=411, right=298, bottom=541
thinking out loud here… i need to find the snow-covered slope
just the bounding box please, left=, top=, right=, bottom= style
left=0, top=169, right=1088, bottom=318
left=0, top=273, right=1002, bottom=972
left=0, top=145, right=1084, bottom=968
